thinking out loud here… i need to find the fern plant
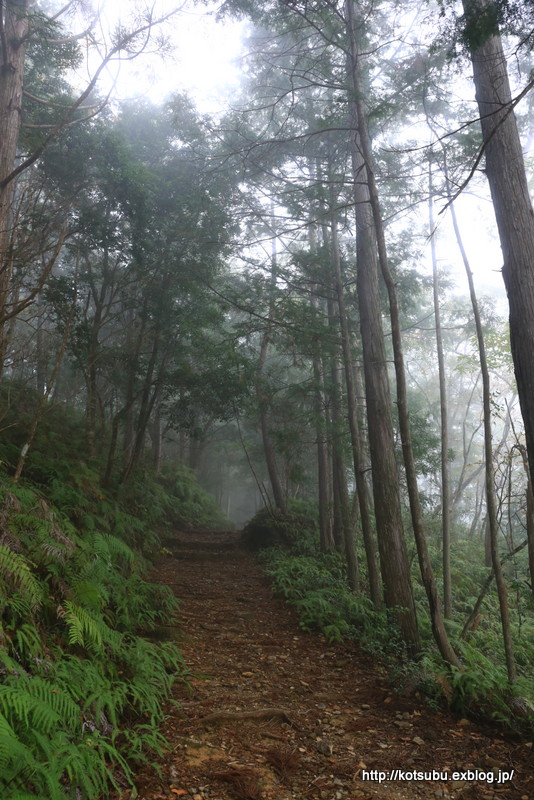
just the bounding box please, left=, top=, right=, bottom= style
left=0, top=545, right=43, bottom=610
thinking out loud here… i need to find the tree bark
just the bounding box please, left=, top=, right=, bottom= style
left=0, top=1, right=31, bottom=373
left=448, top=177, right=517, bottom=683
left=311, top=328, right=335, bottom=552
left=462, top=0, right=534, bottom=501
left=256, top=228, right=287, bottom=512
left=345, top=0, right=420, bottom=654
left=429, top=172, right=453, bottom=619
left=328, top=209, right=378, bottom=601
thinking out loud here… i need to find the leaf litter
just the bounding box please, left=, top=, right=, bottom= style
left=111, top=529, right=534, bottom=800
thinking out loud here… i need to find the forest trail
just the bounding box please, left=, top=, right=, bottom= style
left=127, top=530, right=533, bottom=800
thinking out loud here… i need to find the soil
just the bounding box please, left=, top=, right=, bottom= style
left=122, top=529, right=534, bottom=800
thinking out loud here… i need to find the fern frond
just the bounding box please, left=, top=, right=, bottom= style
left=0, top=647, right=25, bottom=675
left=8, top=794, right=48, bottom=800
left=62, top=601, right=123, bottom=653
left=70, top=578, right=106, bottom=612
left=23, top=677, right=80, bottom=730
left=13, top=623, right=43, bottom=659
left=0, top=710, right=29, bottom=771
left=0, top=685, right=60, bottom=735
left=92, top=532, right=136, bottom=567
left=0, top=545, right=42, bottom=609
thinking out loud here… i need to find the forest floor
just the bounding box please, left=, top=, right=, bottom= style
left=121, top=529, right=533, bottom=800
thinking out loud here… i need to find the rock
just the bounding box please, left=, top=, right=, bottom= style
left=316, top=739, right=333, bottom=755
left=412, top=736, right=425, bottom=746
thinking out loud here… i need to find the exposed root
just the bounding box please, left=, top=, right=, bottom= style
left=201, top=708, right=301, bottom=730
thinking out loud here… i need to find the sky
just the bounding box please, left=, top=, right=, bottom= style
left=92, top=0, right=245, bottom=112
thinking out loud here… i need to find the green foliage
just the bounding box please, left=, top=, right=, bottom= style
left=241, top=500, right=319, bottom=553
left=153, top=464, right=231, bottom=530
left=0, top=406, right=196, bottom=800
left=0, top=545, right=43, bottom=610
left=259, top=519, right=534, bottom=731
left=262, top=547, right=388, bottom=647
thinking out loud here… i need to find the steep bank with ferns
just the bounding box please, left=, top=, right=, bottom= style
left=0, top=383, right=228, bottom=800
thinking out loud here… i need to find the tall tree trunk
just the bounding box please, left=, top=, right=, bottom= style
left=328, top=212, right=378, bottom=601
left=526, top=476, right=534, bottom=606
left=326, top=290, right=358, bottom=563
left=308, top=206, right=334, bottom=552
left=152, top=399, right=163, bottom=474
left=312, top=328, right=335, bottom=552
left=462, top=0, right=534, bottom=502
left=0, top=1, right=30, bottom=375
left=331, top=342, right=361, bottom=591
left=346, top=0, right=462, bottom=666
left=447, top=184, right=516, bottom=682
left=256, top=229, right=286, bottom=512
left=429, top=171, right=453, bottom=619
left=345, top=0, right=420, bottom=654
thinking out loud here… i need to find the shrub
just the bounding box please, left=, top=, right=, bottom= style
left=241, top=500, right=318, bottom=553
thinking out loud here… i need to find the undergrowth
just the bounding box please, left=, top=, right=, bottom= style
left=248, top=506, right=534, bottom=733
left=0, top=385, right=229, bottom=799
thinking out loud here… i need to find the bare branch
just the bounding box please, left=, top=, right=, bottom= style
left=0, top=226, right=68, bottom=325
left=1, top=4, right=185, bottom=191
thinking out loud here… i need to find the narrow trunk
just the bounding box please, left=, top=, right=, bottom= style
left=448, top=185, right=516, bottom=683
left=327, top=289, right=356, bottom=557
left=256, top=230, right=286, bottom=512
left=308, top=211, right=334, bottom=551
left=331, top=344, right=361, bottom=591
left=14, top=311, right=73, bottom=482
left=429, top=171, right=452, bottom=618
left=152, top=400, right=162, bottom=474
left=312, top=333, right=335, bottom=552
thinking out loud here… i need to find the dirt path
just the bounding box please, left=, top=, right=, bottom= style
left=128, top=530, right=533, bottom=800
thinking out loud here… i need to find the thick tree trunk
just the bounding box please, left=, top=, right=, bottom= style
left=526, top=476, right=534, bottom=606
left=0, top=1, right=30, bottom=374
left=463, top=0, right=534, bottom=500
left=328, top=211, right=378, bottom=602
left=345, top=0, right=420, bottom=654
